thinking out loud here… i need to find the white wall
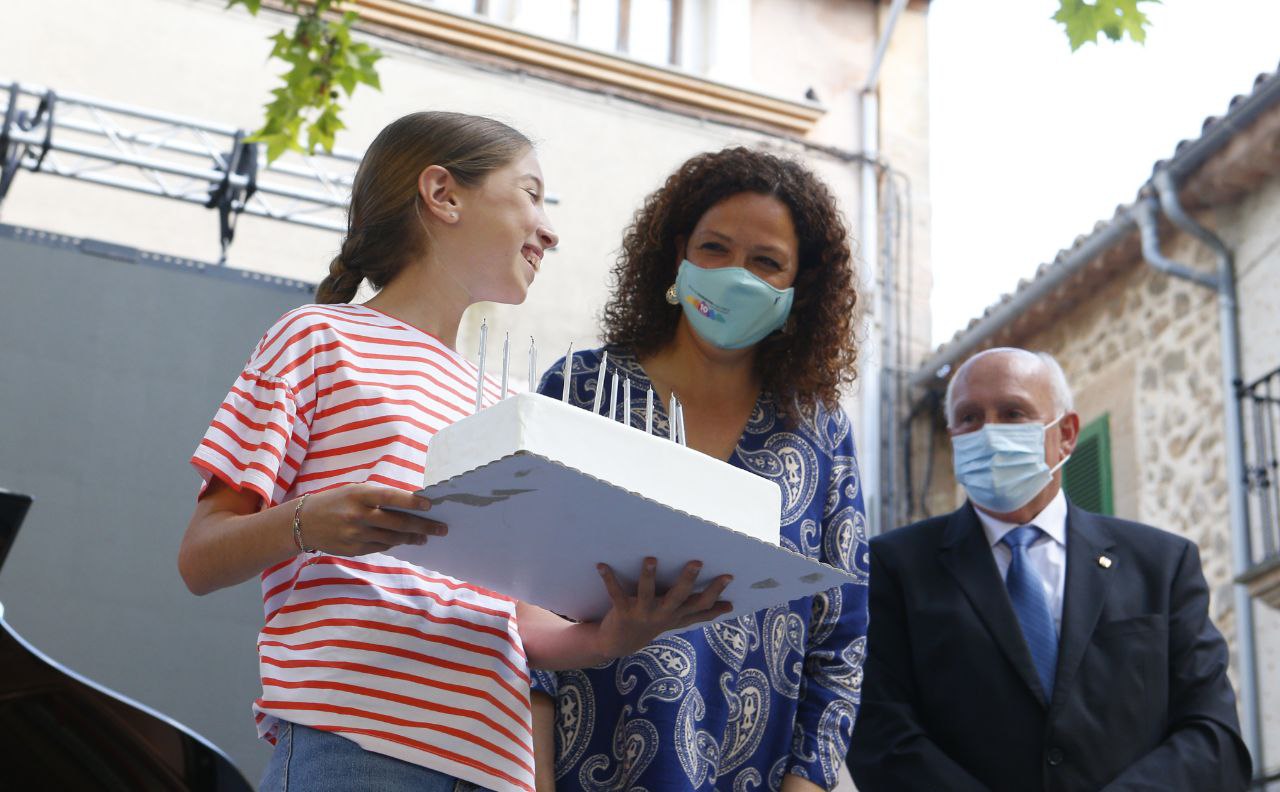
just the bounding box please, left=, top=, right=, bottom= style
left=0, top=0, right=875, bottom=383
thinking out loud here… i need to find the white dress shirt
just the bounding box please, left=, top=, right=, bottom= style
left=973, top=489, right=1068, bottom=634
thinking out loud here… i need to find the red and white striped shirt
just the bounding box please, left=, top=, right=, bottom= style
left=192, top=303, right=532, bottom=792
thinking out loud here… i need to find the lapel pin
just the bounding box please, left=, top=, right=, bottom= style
left=1098, top=555, right=1113, bottom=569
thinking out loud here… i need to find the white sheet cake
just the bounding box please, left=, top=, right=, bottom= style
left=388, top=392, right=859, bottom=624
left=421, top=392, right=782, bottom=544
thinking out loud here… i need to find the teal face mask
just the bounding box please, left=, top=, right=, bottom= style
left=674, top=259, right=795, bottom=350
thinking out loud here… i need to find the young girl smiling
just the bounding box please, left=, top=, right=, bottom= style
left=179, top=112, right=730, bottom=792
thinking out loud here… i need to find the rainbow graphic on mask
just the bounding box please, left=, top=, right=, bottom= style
left=685, top=295, right=726, bottom=322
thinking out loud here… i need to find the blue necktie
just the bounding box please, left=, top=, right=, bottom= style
left=1002, top=525, right=1058, bottom=699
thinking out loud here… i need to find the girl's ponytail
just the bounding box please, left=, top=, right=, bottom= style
left=316, top=232, right=365, bottom=304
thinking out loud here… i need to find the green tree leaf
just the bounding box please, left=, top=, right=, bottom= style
left=231, top=0, right=384, bottom=161
left=227, top=0, right=263, bottom=14
left=1053, top=0, right=1160, bottom=51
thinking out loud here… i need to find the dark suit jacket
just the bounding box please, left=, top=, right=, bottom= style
left=847, top=500, right=1250, bottom=792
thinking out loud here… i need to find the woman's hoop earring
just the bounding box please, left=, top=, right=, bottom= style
left=665, top=284, right=679, bottom=305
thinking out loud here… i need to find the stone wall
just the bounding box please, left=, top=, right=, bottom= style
left=914, top=236, right=1229, bottom=583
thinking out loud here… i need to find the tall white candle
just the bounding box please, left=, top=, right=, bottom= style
left=610, top=371, right=619, bottom=421
left=474, top=319, right=488, bottom=413
left=561, top=342, right=574, bottom=402
left=623, top=377, right=632, bottom=428
left=500, top=333, right=510, bottom=398
left=592, top=351, right=609, bottom=414
left=527, top=337, right=537, bottom=393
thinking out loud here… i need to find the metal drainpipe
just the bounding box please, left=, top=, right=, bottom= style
left=1133, top=171, right=1262, bottom=772
left=859, top=0, right=909, bottom=534
left=858, top=87, right=883, bottom=534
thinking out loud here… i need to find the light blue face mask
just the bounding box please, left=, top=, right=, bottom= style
left=951, top=415, right=1071, bottom=514
left=674, top=259, right=795, bottom=350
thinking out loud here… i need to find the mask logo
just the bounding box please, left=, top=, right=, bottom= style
left=685, top=295, right=726, bottom=322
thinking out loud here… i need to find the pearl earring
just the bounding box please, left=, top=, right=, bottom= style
left=665, top=284, right=679, bottom=305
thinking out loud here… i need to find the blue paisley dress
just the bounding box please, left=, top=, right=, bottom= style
left=533, top=347, right=869, bottom=792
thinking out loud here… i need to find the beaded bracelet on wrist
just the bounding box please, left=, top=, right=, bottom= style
left=292, top=493, right=318, bottom=554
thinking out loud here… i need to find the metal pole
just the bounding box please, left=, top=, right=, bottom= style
left=1213, top=232, right=1263, bottom=779
left=879, top=171, right=898, bottom=531
left=0, top=79, right=356, bottom=238
left=858, top=88, right=882, bottom=534
left=858, top=0, right=909, bottom=535
left=862, top=0, right=910, bottom=94
left=1145, top=169, right=1262, bottom=774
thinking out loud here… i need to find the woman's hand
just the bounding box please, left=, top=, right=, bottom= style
left=779, top=774, right=825, bottom=792
left=518, top=559, right=732, bottom=671
left=592, top=558, right=732, bottom=659
left=290, top=483, right=448, bottom=557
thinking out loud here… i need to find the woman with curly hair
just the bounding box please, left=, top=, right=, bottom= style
left=532, top=147, right=869, bottom=792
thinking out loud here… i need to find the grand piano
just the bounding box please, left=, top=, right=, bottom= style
left=0, top=489, right=252, bottom=790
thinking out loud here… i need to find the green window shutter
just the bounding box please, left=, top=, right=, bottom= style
left=1062, top=414, right=1114, bottom=515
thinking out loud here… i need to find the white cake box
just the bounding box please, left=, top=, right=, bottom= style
left=387, top=392, right=859, bottom=624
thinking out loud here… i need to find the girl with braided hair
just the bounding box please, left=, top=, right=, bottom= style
left=179, top=112, right=730, bottom=792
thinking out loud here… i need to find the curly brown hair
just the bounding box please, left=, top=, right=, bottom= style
left=602, top=146, right=860, bottom=413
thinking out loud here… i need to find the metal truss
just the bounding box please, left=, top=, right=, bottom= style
left=0, top=79, right=359, bottom=259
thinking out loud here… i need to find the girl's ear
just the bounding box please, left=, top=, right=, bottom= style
left=675, top=235, right=688, bottom=263
left=418, top=165, right=461, bottom=224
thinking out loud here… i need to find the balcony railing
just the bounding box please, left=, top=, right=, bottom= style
left=1240, top=365, right=1280, bottom=608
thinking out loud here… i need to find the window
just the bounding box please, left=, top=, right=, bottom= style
left=416, top=0, right=750, bottom=81
left=486, top=0, right=575, bottom=42
left=1063, top=414, right=1114, bottom=515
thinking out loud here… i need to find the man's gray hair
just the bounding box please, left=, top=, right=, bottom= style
left=1037, top=352, right=1075, bottom=418
left=944, top=349, right=1075, bottom=427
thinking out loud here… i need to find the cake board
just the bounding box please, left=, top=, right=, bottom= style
left=387, top=394, right=859, bottom=625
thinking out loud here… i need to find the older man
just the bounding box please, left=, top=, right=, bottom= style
left=847, top=347, right=1249, bottom=791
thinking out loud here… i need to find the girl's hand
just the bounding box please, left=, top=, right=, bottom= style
left=593, top=558, right=733, bottom=659
left=294, top=483, right=448, bottom=556
left=179, top=479, right=449, bottom=595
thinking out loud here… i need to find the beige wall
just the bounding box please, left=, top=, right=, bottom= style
left=0, top=0, right=931, bottom=392
left=0, top=0, right=340, bottom=275
left=1226, top=172, right=1280, bottom=384
left=877, top=2, right=933, bottom=365
left=751, top=0, right=874, bottom=148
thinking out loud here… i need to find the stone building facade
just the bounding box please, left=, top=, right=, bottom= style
left=909, top=71, right=1280, bottom=783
